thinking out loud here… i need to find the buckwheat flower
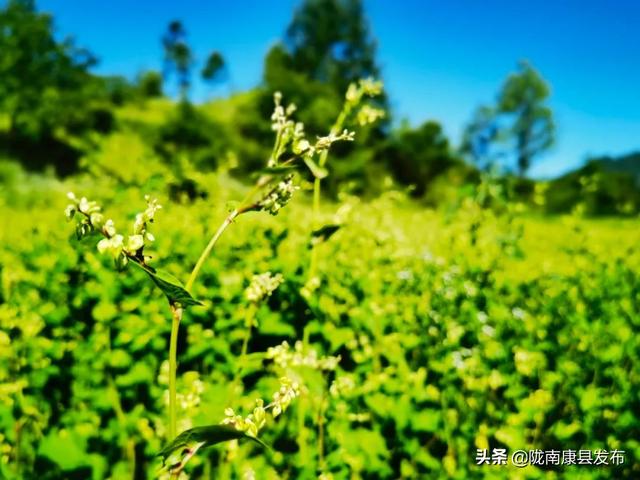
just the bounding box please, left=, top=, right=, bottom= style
left=64, top=204, right=76, bottom=221
left=293, top=138, right=311, bottom=155
left=318, top=354, right=341, bottom=371
left=345, top=82, right=359, bottom=102
left=293, top=122, right=304, bottom=140
left=272, top=377, right=300, bottom=418
left=90, top=212, right=104, bottom=228
left=270, top=92, right=286, bottom=130
left=359, top=77, right=384, bottom=97
left=252, top=399, right=266, bottom=431
left=221, top=399, right=267, bottom=438
left=103, top=219, right=116, bottom=237
left=125, top=234, right=144, bottom=254
left=245, top=272, right=284, bottom=303
left=315, top=130, right=355, bottom=152
left=330, top=375, right=356, bottom=397
left=134, top=196, right=162, bottom=236
left=357, top=105, right=386, bottom=126
left=77, top=196, right=100, bottom=215
left=257, top=175, right=298, bottom=216
left=97, top=234, right=124, bottom=258
left=266, top=341, right=290, bottom=366
left=78, top=197, right=90, bottom=214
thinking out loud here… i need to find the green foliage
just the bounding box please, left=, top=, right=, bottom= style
left=0, top=0, right=95, bottom=137
left=155, top=100, right=227, bottom=172
left=545, top=159, right=640, bottom=215
left=381, top=120, right=469, bottom=198
left=460, top=105, right=501, bottom=169
left=0, top=0, right=118, bottom=174
left=282, top=0, right=380, bottom=97
left=462, top=61, right=555, bottom=176
left=162, top=20, right=194, bottom=98
left=498, top=61, right=555, bottom=175
left=131, top=262, right=202, bottom=307
left=158, top=425, right=269, bottom=471
left=1, top=5, right=640, bottom=479
left=137, top=71, right=164, bottom=98
left=201, top=52, right=226, bottom=85
left=2, top=153, right=640, bottom=478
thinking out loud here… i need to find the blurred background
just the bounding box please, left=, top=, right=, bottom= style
left=1, top=1, right=640, bottom=479
left=1, top=0, right=639, bottom=210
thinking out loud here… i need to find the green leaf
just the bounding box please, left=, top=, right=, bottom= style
left=131, top=261, right=202, bottom=307
left=412, top=409, right=441, bottom=433
left=310, top=223, right=341, bottom=247
left=158, top=425, right=270, bottom=470
left=38, top=430, right=89, bottom=471
left=303, top=156, right=328, bottom=179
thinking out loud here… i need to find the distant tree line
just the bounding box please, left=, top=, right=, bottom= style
left=1, top=0, right=638, bottom=214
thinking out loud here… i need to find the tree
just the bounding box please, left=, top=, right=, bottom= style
left=460, top=105, right=502, bottom=170
left=162, top=20, right=193, bottom=98
left=497, top=61, right=554, bottom=175
left=382, top=120, right=463, bottom=197
left=201, top=51, right=226, bottom=85
left=137, top=70, right=163, bottom=98
left=257, top=0, right=388, bottom=195
left=0, top=0, right=113, bottom=174
left=0, top=0, right=97, bottom=138
left=283, top=0, right=380, bottom=95
left=263, top=0, right=388, bottom=124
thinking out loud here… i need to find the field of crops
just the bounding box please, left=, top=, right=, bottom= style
left=1, top=162, right=639, bottom=479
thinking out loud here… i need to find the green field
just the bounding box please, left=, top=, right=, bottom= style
left=1, top=2, right=639, bottom=477
left=1, top=163, right=639, bottom=478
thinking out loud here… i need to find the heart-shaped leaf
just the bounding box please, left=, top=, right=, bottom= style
left=310, top=223, right=342, bottom=246
left=159, top=425, right=270, bottom=471
left=131, top=262, right=202, bottom=307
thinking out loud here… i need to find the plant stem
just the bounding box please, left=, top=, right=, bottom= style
left=168, top=304, right=182, bottom=441
left=167, top=208, right=244, bottom=443
left=308, top=176, right=322, bottom=281
left=186, top=209, right=239, bottom=291
left=317, top=388, right=327, bottom=472
left=231, top=303, right=256, bottom=395
left=307, top=105, right=350, bottom=286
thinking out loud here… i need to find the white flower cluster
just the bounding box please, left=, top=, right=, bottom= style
left=344, top=77, right=386, bottom=128
left=356, top=104, right=386, bottom=126
left=65, top=192, right=103, bottom=239
left=222, top=398, right=267, bottom=438
left=345, top=77, right=384, bottom=104
left=266, top=340, right=341, bottom=371
left=257, top=174, right=299, bottom=216
left=329, top=375, right=356, bottom=398
left=245, top=272, right=284, bottom=303
left=133, top=195, right=161, bottom=241
left=269, top=91, right=305, bottom=167
left=347, top=335, right=374, bottom=363
left=221, top=377, right=300, bottom=437
left=268, top=91, right=356, bottom=166
left=271, top=377, right=300, bottom=417
left=65, top=192, right=161, bottom=269
left=314, top=129, right=356, bottom=152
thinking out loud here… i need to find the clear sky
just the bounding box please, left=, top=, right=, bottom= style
left=37, top=0, right=640, bottom=178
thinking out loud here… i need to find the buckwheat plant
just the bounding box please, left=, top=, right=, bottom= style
left=305, top=77, right=385, bottom=295
left=64, top=84, right=378, bottom=477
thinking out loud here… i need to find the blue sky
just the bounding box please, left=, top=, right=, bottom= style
left=37, top=0, right=640, bottom=178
